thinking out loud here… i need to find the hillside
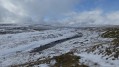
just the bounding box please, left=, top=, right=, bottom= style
left=0, top=24, right=119, bottom=67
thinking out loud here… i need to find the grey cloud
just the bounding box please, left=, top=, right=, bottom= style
left=0, top=0, right=79, bottom=24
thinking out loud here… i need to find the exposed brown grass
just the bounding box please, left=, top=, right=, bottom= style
left=11, top=52, right=89, bottom=67
left=54, top=52, right=80, bottom=67
left=101, top=28, right=119, bottom=38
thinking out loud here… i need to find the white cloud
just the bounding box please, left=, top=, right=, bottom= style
left=106, top=12, right=119, bottom=24
left=59, top=10, right=119, bottom=26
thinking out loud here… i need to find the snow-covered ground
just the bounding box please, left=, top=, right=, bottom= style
left=0, top=28, right=79, bottom=66
left=0, top=27, right=119, bottom=67
left=41, top=29, right=119, bottom=67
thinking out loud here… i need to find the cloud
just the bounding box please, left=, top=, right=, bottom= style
left=0, top=0, right=28, bottom=23
left=59, top=10, right=119, bottom=26
left=0, top=0, right=79, bottom=24
left=0, top=0, right=119, bottom=26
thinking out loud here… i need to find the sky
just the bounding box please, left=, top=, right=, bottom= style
left=0, top=0, right=119, bottom=26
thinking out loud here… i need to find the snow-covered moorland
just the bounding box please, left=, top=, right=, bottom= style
left=0, top=25, right=119, bottom=67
